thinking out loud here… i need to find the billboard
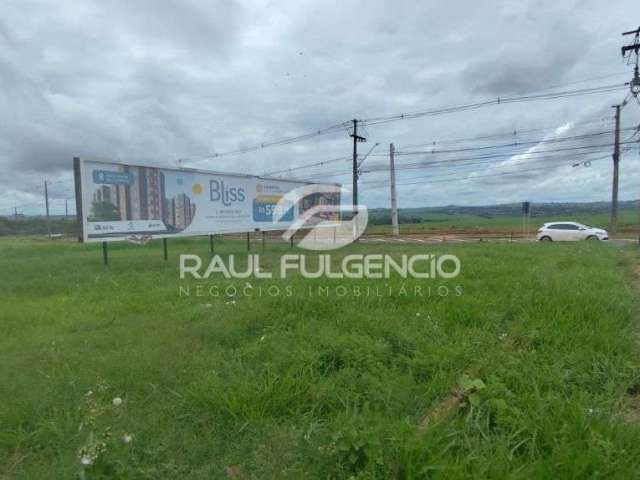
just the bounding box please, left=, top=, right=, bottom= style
left=73, top=158, right=340, bottom=242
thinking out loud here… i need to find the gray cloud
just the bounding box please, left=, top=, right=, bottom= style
left=465, top=17, right=592, bottom=95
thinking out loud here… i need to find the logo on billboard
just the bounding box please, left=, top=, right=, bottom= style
left=92, top=170, right=135, bottom=185
left=274, top=184, right=367, bottom=251
left=209, top=179, right=246, bottom=206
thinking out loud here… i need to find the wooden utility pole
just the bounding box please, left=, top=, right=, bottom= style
left=609, top=104, right=621, bottom=235
left=389, top=143, right=399, bottom=235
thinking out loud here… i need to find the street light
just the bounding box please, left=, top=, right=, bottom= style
left=357, top=142, right=380, bottom=172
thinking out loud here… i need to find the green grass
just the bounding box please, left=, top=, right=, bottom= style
left=367, top=210, right=639, bottom=235
left=1, top=237, right=639, bottom=478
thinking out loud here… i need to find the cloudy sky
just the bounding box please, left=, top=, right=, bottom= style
left=1, top=0, right=639, bottom=215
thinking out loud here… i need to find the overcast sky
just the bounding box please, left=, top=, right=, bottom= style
left=1, top=0, right=639, bottom=215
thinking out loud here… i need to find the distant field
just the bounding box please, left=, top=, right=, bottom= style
left=1, top=237, right=640, bottom=478
left=367, top=210, right=640, bottom=236
left=3, top=209, right=638, bottom=239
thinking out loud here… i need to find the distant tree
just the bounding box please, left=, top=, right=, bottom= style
left=90, top=201, right=120, bottom=221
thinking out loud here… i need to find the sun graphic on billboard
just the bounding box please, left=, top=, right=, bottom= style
left=192, top=183, right=203, bottom=195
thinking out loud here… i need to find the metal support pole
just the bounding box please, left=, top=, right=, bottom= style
left=262, top=231, right=266, bottom=250
left=73, top=157, right=84, bottom=243
left=290, top=233, right=294, bottom=248
left=209, top=234, right=214, bottom=254
left=102, top=242, right=108, bottom=266
left=246, top=232, right=250, bottom=251
left=163, top=238, right=168, bottom=261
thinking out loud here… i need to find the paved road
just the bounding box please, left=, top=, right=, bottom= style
left=360, top=234, right=639, bottom=246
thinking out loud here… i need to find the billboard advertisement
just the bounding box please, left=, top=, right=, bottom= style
left=73, top=158, right=340, bottom=242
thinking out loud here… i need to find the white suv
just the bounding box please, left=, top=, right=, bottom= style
left=537, top=222, right=608, bottom=242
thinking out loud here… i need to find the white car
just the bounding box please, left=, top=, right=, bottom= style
left=537, top=222, right=608, bottom=242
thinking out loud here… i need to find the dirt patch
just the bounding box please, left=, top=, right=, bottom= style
left=624, top=384, right=640, bottom=424
left=417, top=390, right=464, bottom=433
left=417, top=368, right=482, bottom=433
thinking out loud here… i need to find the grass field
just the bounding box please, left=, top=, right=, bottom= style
left=1, top=237, right=640, bottom=478
left=367, top=210, right=640, bottom=235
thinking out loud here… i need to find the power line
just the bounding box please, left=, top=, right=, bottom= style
left=385, top=129, right=635, bottom=157
left=510, top=71, right=630, bottom=94
left=359, top=84, right=627, bottom=127
left=262, top=156, right=350, bottom=176
left=183, top=79, right=627, bottom=163
left=363, top=152, right=614, bottom=184
left=362, top=148, right=636, bottom=187
left=305, top=137, right=638, bottom=179
left=368, top=141, right=638, bottom=173
left=393, top=159, right=608, bottom=187
left=269, top=121, right=621, bottom=180
left=186, top=120, right=352, bottom=162
left=372, top=152, right=640, bottom=188
left=396, top=117, right=615, bottom=150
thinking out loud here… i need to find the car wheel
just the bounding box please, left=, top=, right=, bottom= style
left=586, top=235, right=599, bottom=241
left=539, top=236, right=552, bottom=242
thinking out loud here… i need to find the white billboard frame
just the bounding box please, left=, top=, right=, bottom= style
left=73, top=157, right=341, bottom=243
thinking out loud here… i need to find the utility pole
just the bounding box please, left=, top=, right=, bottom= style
left=610, top=104, right=621, bottom=235
left=350, top=119, right=368, bottom=208
left=389, top=143, right=399, bottom=235
left=65, top=199, right=68, bottom=218
left=44, top=180, right=51, bottom=237
left=349, top=119, right=366, bottom=238
left=620, top=28, right=640, bottom=243
left=622, top=27, right=640, bottom=97
left=352, top=119, right=357, bottom=211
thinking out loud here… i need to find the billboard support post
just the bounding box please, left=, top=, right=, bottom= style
left=290, top=233, right=294, bottom=248
left=262, top=231, right=266, bottom=250
left=72, top=157, right=84, bottom=243
left=102, top=242, right=108, bottom=266
left=209, top=235, right=214, bottom=255
left=246, top=232, right=250, bottom=251
left=163, top=238, right=168, bottom=261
